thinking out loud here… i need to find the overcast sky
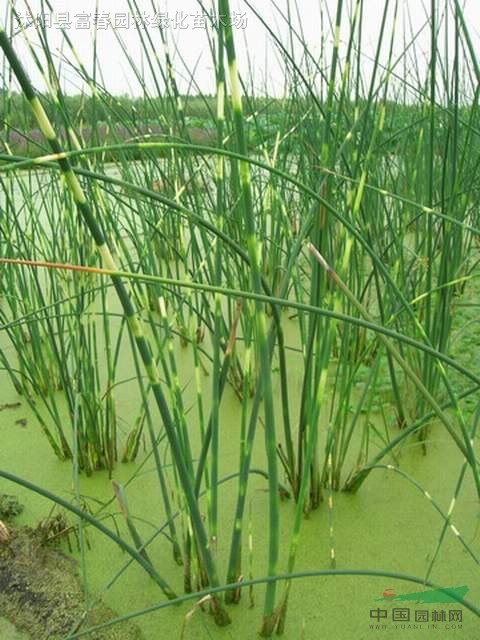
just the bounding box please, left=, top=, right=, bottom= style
left=2, top=1, right=480, bottom=98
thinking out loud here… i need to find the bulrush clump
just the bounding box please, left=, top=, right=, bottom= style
left=0, top=1, right=479, bottom=638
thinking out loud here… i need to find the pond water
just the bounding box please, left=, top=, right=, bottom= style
left=0, top=163, right=479, bottom=639
left=0, top=341, right=478, bottom=639
left=0, top=618, right=29, bottom=640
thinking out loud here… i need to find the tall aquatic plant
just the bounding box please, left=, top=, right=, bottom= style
left=1, top=0, right=480, bottom=635
left=0, top=26, right=231, bottom=626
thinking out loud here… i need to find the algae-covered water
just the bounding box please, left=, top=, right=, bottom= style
left=0, top=168, right=479, bottom=639
left=0, top=332, right=479, bottom=639
left=0, top=619, right=29, bottom=640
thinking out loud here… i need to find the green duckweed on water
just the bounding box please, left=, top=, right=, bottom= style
left=0, top=618, right=29, bottom=640
left=0, top=360, right=479, bottom=639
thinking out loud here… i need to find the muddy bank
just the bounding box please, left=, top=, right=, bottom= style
left=0, top=524, right=143, bottom=640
